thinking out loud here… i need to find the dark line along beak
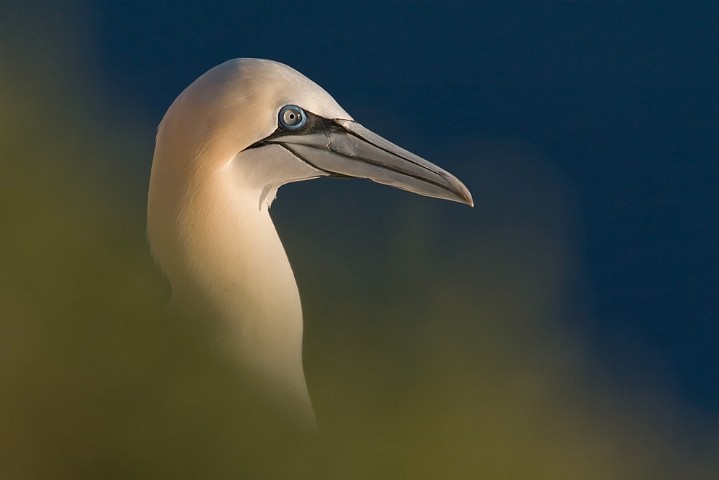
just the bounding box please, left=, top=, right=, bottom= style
left=257, top=118, right=473, bottom=207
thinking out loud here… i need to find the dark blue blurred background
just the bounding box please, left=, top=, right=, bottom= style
left=86, top=1, right=718, bottom=415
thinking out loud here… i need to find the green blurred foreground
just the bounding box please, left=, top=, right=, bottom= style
left=1, top=41, right=718, bottom=480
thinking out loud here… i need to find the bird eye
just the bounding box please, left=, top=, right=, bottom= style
left=278, top=105, right=307, bottom=130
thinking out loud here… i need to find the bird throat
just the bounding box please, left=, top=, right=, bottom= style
left=169, top=177, right=314, bottom=427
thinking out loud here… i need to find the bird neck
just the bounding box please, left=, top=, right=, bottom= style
left=153, top=163, right=313, bottom=425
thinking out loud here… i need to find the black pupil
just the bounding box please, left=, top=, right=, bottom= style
left=284, top=109, right=300, bottom=125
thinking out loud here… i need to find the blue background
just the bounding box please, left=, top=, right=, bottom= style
left=93, top=0, right=718, bottom=414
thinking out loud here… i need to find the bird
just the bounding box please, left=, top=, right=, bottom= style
left=147, top=58, right=472, bottom=429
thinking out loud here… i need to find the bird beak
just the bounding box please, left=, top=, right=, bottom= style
left=263, top=119, right=473, bottom=207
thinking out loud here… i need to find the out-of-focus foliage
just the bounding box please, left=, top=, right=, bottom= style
left=1, top=6, right=717, bottom=479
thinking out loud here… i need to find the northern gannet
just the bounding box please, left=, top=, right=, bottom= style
left=147, top=58, right=472, bottom=428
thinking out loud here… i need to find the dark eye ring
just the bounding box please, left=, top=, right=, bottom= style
left=278, top=105, right=307, bottom=130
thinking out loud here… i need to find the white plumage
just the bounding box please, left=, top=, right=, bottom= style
left=147, top=58, right=472, bottom=428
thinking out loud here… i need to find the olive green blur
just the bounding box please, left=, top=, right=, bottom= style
left=1, top=8, right=717, bottom=480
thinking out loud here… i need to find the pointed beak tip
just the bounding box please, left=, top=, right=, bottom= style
left=462, top=194, right=474, bottom=208
left=454, top=183, right=474, bottom=208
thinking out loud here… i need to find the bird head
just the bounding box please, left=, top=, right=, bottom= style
left=153, top=58, right=473, bottom=211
